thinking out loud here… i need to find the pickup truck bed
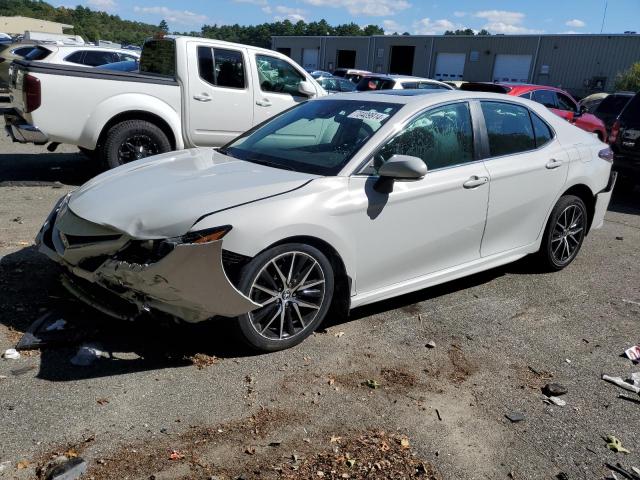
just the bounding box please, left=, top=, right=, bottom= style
left=6, top=59, right=181, bottom=150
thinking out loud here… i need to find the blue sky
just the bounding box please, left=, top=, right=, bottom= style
left=77, top=0, right=640, bottom=34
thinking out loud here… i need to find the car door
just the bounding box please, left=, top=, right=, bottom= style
left=186, top=42, right=253, bottom=146
left=251, top=53, right=310, bottom=125
left=348, top=101, right=490, bottom=294
left=479, top=101, right=569, bottom=257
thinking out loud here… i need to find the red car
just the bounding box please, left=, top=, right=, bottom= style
left=461, top=83, right=607, bottom=141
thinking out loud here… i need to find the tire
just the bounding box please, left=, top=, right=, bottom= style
left=538, top=195, right=588, bottom=271
left=101, top=120, right=171, bottom=169
left=235, top=243, right=335, bottom=352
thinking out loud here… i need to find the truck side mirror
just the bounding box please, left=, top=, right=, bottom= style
left=298, top=81, right=316, bottom=97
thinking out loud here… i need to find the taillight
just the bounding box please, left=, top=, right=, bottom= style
left=598, top=147, right=614, bottom=163
left=609, top=120, right=620, bottom=144
left=24, top=74, right=41, bottom=113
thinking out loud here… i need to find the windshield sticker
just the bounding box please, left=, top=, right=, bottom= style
left=347, top=110, right=390, bottom=122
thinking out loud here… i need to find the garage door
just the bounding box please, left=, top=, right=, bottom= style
left=492, top=54, right=532, bottom=83
left=302, top=48, right=319, bottom=70
left=433, top=53, right=465, bottom=81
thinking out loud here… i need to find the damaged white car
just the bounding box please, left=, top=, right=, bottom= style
left=37, top=91, right=616, bottom=351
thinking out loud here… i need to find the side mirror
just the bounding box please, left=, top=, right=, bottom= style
left=298, top=81, right=316, bottom=97
left=378, top=154, right=427, bottom=180
left=578, top=105, right=587, bottom=115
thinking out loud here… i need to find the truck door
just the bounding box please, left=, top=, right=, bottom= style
left=250, top=53, right=310, bottom=125
left=186, top=42, right=253, bottom=146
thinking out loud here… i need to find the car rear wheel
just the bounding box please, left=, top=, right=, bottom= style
left=235, top=243, right=334, bottom=352
left=539, top=195, right=588, bottom=271
left=101, top=120, right=171, bottom=169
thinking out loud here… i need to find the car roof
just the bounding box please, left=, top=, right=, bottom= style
left=315, top=89, right=535, bottom=106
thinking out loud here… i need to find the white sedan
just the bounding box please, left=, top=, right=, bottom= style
left=36, top=90, right=616, bottom=351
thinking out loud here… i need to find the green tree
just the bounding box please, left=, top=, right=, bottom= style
left=158, top=19, right=169, bottom=33
left=615, top=62, right=640, bottom=92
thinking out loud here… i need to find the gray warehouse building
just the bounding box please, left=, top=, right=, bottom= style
left=271, top=34, right=640, bottom=97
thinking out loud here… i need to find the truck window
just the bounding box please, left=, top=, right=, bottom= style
left=197, top=46, right=245, bottom=89
left=140, top=39, right=176, bottom=77
left=24, top=46, right=52, bottom=61
left=64, top=51, right=85, bottom=65
left=255, top=54, right=304, bottom=96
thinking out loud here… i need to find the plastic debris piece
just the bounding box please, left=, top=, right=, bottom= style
left=625, top=346, right=640, bottom=362
left=548, top=396, right=567, bottom=407
left=602, top=375, right=640, bottom=394
left=45, top=457, right=87, bottom=480
left=542, top=383, right=568, bottom=396
left=505, top=412, right=525, bottom=423
left=425, top=341, right=436, bottom=349
left=2, top=348, right=20, bottom=360
left=606, top=435, right=630, bottom=454
left=363, top=379, right=381, bottom=389
left=70, top=344, right=104, bottom=367
left=630, top=372, right=640, bottom=387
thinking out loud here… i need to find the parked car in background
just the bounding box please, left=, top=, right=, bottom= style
left=35, top=90, right=615, bottom=351
left=332, top=68, right=371, bottom=83
left=591, top=92, right=634, bottom=134
left=610, top=92, right=640, bottom=187
left=461, top=82, right=607, bottom=140
left=579, top=92, right=609, bottom=113
left=443, top=80, right=467, bottom=89
left=356, top=75, right=453, bottom=92
left=307, top=70, right=333, bottom=79
left=0, top=43, right=37, bottom=87
left=97, top=60, right=139, bottom=72
left=21, top=44, right=139, bottom=67
left=4, top=36, right=326, bottom=168
left=0, top=33, right=12, bottom=44
left=315, top=75, right=357, bottom=94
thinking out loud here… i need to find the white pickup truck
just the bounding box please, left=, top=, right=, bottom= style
left=4, top=36, right=326, bottom=168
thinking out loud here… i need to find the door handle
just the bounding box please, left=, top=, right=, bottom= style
left=193, top=94, right=211, bottom=102
left=545, top=158, right=563, bottom=169
left=256, top=99, right=272, bottom=107
left=463, top=176, right=489, bottom=189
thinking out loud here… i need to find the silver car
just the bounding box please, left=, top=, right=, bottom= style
left=36, top=91, right=615, bottom=351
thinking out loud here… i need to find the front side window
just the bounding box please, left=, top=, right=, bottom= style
left=373, top=102, right=474, bottom=172
left=223, top=100, right=401, bottom=175
left=198, top=47, right=245, bottom=89
left=256, top=54, right=304, bottom=95
left=531, top=90, right=556, bottom=109
left=481, top=101, right=536, bottom=157
left=64, top=51, right=84, bottom=64
left=555, top=92, right=577, bottom=112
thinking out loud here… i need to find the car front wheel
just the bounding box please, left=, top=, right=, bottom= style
left=539, top=195, right=588, bottom=271
left=235, top=243, right=334, bottom=352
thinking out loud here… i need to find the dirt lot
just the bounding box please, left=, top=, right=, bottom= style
left=0, top=114, right=639, bottom=479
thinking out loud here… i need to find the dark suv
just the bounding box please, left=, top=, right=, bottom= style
left=593, top=92, right=634, bottom=134
left=610, top=92, right=640, bottom=186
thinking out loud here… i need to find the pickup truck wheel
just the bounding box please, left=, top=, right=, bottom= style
left=102, top=120, right=171, bottom=169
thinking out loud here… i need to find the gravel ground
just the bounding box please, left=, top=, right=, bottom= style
left=0, top=117, right=639, bottom=480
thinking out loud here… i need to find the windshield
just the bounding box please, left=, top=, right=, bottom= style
left=223, top=100, right=402, bottom=175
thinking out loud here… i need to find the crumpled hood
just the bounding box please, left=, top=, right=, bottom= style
left=69, top=148, right=317, bottom=238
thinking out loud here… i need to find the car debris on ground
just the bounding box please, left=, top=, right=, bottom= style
left=2, top=348, right=20, bottom=360
left=70, top=343, right=105, bottom=367
left=602, top=374, right=640, bottom=394
left=625, top=345, right=640, bottom=362
left=606, top=435, right=631, bottom=454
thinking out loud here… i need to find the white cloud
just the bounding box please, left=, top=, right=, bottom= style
left=86, top=0, right=116, bottom=10
left=273, top=5, right=307, bottom=22
left=133, top=6, right=208, bottom=26
left=303, top=0, right=410, bottom=17
left=382, top=19, right=406, bottom=34
left=565, top=18, right=586, bottom=28
left=453, top=11, right=466, bottom=17
left=233, top=0, right=268, bottom=4
left=413, top=17, right=461, bottom=34
left=474, top=10, right=543, bottom=34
